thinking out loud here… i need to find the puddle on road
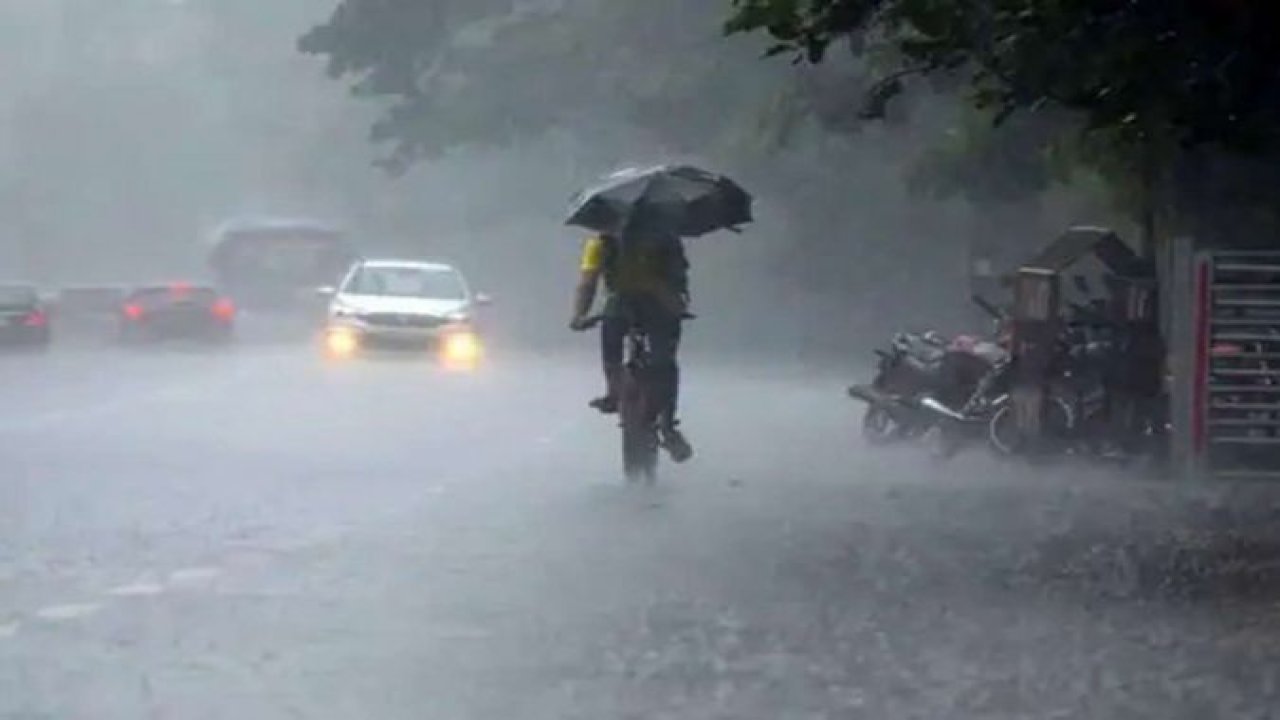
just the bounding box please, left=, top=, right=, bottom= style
left=34, top=603, right=101, bottom=621
left=106, top=579, right=166, bottom=597
left=167, top=567, right=223, bottom=586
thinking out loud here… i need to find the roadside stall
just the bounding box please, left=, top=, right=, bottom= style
left=1004, top=227, right=1157, bottom=453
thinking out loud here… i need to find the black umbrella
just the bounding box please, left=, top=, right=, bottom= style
left=566, top=164, right=752, bottom=238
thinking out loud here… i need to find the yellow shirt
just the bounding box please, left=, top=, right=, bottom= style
left=580, top=234, right=668, bottom=296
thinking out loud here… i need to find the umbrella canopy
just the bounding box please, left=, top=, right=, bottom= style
left=566, top=164, right=752, bottom=238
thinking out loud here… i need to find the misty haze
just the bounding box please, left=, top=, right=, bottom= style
left=2, top=1, right=1280, bottom=718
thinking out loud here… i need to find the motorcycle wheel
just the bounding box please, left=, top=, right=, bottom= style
left=987, top=397, right=1072, bottom=457
left=987, top=405, right=1020, bottom=456
left=861, top=406, right=901, bottom=445
left=929, top=424, right=965, bottom=461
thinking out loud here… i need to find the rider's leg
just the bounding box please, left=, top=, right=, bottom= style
left=646, top=310, right=692, bottom=462
left=590, top=315, right=625, bottom=413
left=661, top=319, right=684, bottom=424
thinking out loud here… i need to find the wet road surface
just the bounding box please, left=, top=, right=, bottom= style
left=1, top=341, right=1279, bottom=718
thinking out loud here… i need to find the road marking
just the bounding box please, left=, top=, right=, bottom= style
left=35, top=603, right=101, bottom=621
left=106, top=579, right=166, bottom=597
left=167, top=567, right=222, bottom=586
left=0, top=622, right=19, bottom=638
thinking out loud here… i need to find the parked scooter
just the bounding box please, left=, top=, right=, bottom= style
left=851, top=296, right=1010, bottom=450
left=912, top=296, right=1016, bottom=459
left=967, top=299, right=1137, bottom=462
left=847, top=330, right=949, bottom=444
left=981, top=316, right=1100, bottom=459
left=1031, top=301, right=1167, bottom=463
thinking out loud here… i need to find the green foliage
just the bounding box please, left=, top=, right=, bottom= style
left=299, top=0, right=787, bottom=172
left=906, top=108, right=1071, bottom=205
left=725, top=1, right=1280, bottom=156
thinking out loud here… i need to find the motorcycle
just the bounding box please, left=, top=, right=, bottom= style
left=850, top=296, right=1011, bottom=448
left=847, top=330, right=948, bottom=444
left=911, top=296, right=1017, bottom=459
left=946, top=301, right=1143, bottom=463
left=1026, top=304, right=1168, bottom=463
left=980, top=324, right=1100, bottom=459
left=920, top=348, right=1019, bottom=459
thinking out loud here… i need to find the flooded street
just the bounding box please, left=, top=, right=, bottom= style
left=0, top=344, right=1276, bottom=718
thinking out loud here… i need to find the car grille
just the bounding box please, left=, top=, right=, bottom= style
left=362, top=312, right=445, bottom=329
left=361, top=334, right=435, bottom=351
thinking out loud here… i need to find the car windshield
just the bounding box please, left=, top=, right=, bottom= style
left=344, top=266, right=466, bottom=300
left=0, top=286, right=36, bottom=305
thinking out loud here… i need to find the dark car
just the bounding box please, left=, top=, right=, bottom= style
left=0, top=284, right=51, bottom=349
left=118, top=283, right=236, bottom=344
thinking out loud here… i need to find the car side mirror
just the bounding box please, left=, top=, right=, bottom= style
left=474, top=292, right=493, bottom=306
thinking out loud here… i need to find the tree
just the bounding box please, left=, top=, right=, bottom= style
left=726, top=1, right=1280, bottom=152
left=725, top=0, right=1280, bottom=254
left=297, top=0, right=791, bottom=172
left=293, top=0, right=1138, bottom=341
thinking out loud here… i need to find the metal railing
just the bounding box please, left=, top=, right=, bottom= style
left=1198, top=251, right=1280, bottom=478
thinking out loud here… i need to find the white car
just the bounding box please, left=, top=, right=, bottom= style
left=320, top=259, right=490, bottom=364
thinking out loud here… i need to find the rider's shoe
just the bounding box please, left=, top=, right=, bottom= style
left=589, top=394, right=618, bottom=414
left=659, top=422, right=693, bottom=463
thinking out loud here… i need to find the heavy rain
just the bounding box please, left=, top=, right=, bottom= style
left=1, top=1, right=1279, bottom=718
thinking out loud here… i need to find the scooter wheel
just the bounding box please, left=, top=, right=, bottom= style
left=861, top=406, right=900, bottom=445
left=929, top=425, right=964, bottom=461
left=987, top=397, right=1073, bottom=457
left=988, top=405, right=1022, bottom=457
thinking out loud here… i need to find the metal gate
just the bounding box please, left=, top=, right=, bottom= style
left=1192, top=251, right=1280, bottom=478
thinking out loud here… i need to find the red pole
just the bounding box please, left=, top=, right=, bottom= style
left=1190, top=257, right=1211, bottom=457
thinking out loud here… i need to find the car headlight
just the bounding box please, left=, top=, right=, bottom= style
left=324, top=326, right=360, bottom=357
left=439, top=328, right=482, bottom=368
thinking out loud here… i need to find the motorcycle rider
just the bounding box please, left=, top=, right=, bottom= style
left=569, top=210, right=693, bottom=462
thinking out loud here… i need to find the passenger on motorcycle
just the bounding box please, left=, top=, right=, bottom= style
left=569, top=215, right=693, bottom=463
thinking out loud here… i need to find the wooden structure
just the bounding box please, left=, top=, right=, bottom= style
left=1006, top=227, right=1152, bottom=448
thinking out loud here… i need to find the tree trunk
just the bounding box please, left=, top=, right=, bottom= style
left=1138, top=130, right=1160, bottom=261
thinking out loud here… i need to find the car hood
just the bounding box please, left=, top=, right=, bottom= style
left=333, top=294, right=468, bottom=316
